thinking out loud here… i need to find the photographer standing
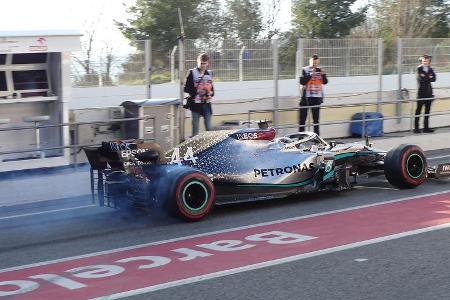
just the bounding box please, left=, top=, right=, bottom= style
left=414, top=54, right=436, bottom=133
left=299, top=54, right=328, bottom=135
left=184, top=53, right=214, bottom=137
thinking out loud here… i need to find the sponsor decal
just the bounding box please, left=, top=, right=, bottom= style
left=235, top=132, right=258, bottom=140
left=29, top=37, right=48, bottom=52
left=442, top=164, right=450, bottom=172
left=324, top=160, right=333, bottom=173
left=0, top=231, right=314, bottom=298
left=120, top=148, right=149, bottom=159
left=254, top=162, right=315, bottom=177
left=438, top=164, right=450, bottom=176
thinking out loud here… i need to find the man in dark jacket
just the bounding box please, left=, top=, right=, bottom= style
left=184, top=53, right=214, bottom=137
left=414, top=54, right=436, bottom=133
left=299, top=54, right=328, bottom=135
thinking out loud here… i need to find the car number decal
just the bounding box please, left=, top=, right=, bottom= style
left=170, top=147, right=198, bottom=165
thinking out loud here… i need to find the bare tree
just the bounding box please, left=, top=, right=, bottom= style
left=73, top=26, right=97, bottom=81
left=101, top=43, right=117, bottom=86
left=264, top=0, right=282, bottom=39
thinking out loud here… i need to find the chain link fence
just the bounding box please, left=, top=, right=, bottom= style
left=401, top=38, right=450, bottom=74
left=178, top=39, right=275, bottom=82
left=298, top=39, right=381, bottom=77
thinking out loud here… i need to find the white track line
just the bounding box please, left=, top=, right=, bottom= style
left=0, top=205, right=96, bottom=221
left=91, top=223, right=450, bottom=300
left=428, top=154, right=450, bottom=160
left=1, top=189, right=449, bottom=274
left=353, top=186, right=398, bottom=191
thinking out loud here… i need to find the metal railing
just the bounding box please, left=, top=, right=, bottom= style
left=247, top=96, right=450, bottom=137
left=1, top=97, right=450, bottom=170
left=0, top=116, right=155, bottom=168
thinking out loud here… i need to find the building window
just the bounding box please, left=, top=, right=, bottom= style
left=13, top=70, right=49, bottom=90
left=0, top=53, right=51, bottom=99
left=0, top=71, right=6, bottom=91
left=12, top=53, right=47, bottom=64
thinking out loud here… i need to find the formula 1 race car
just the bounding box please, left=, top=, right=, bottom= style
left=84, top=122, right=450, bottom=221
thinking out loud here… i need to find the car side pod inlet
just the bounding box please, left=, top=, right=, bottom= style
left=384, top=144, right=427, bottom=189
left=161, top=168, right=216, bottom=221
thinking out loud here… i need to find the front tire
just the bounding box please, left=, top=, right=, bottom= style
left=384, top=144, right=427, bottom=189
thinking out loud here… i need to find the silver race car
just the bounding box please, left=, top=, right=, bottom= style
left=84, top=122, right=449, bottom=221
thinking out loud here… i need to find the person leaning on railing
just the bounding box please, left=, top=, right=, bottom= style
left=183, top=53, right=214, bottom=137
left=414, top=54, right=436, bottom=133
left=299, top=54, right=328, bottom=135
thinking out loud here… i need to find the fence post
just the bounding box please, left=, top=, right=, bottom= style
left=73, top=124, right=79, bottom=170
left=170, top=45, right=178, bottom=83
left=362, top=105, right=366, bottom=139
left=409, top=98, right=415, bottom=132
left=98, top=55, right=103, bottom=87
left=345, top=44, right=350, bottom=76
left=178, top=38, right=185, bottom=142
left=377, top=38, right=383, bottom=113
left=296, top=39, right=303, bottom=81
left=239, top=46, right=246, bottom=81
left=272, top=39, right=279, bottom=128
left=145, top=40, right=152, bottom=98
left=396, top=38, right=403, bottom=124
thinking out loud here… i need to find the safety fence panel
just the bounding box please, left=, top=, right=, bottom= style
left=182, top=39, right=274, bottom=82
left=401, top=38, right=450, bottom=74
left=299, top=39, right=381, bottom=77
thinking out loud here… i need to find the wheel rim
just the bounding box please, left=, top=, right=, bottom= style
left=182, top=181, right=209, bottom=212
left=406, top=153, right=424, bottom=179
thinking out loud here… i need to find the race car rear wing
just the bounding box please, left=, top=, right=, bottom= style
left=83, top=141, right=164, bottom=207
left=84, top=141, right=164, bottom=172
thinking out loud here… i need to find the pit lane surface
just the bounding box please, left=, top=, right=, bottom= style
left=0, top=149, right=450, bottom=299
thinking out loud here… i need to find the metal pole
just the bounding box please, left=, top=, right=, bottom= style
left=345, top=43, right=350, bottom=77
left=297, top=39, right=303, bottom=132
left=98, top=55, right=103, bottom=87
left=145, top=40, right=152, bottom=98
left=178, top=38, right=185, bottom=141
left=272, top=39, right=279, bottom=128
left=239, top=46, right=246, bottom=81
left=73, top=124, right=79, bottom=169
left=170, top=46, right=178, bottom=83
left=377, top=38, right=383, bottom=113
left=396, top=38, right=402, bottom=124
left=362, top=105, right=366, bottom=139
left=296, top=39, right=303, bottom=81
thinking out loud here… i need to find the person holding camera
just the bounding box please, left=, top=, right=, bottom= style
left=184, top=53, right=214, bottom=137
left=299, top=54, right=328, bottom=135
left=414, top=54, right=436, bottom=133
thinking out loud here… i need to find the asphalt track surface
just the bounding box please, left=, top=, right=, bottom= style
left=0, top=149, right=449, bottom=299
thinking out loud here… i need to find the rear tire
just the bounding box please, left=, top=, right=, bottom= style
left=163, top=169, right=215, bottom=221
left=384, top=144, right=427, bottom=189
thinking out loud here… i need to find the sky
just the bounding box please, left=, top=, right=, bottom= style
left=1, top=0, right=293, bottom=56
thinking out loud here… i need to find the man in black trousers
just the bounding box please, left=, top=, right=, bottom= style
left=299, top=54, right=328, bottom=135
left=414, top=54, right=436, bottom=133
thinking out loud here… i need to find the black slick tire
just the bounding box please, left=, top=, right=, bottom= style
left=384, top=144, right=427, bottom=189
